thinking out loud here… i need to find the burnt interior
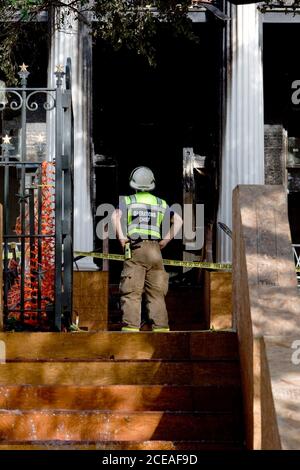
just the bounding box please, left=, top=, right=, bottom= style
left=92, top=22, right=221, bottom=284
left=264, top=23, right=300, bottom=244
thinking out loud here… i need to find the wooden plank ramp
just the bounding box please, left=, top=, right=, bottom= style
left=0, top=331, right=245, bottom=450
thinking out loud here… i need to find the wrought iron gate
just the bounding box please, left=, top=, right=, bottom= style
left=0, top=59, right=73, bottom=331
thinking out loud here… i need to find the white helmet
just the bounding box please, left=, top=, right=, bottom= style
left=129, top=166, right=155, bottom=191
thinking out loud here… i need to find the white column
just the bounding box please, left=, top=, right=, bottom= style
left=47, top=8, right=97, bottom=270
left=217, top=5, right=265, bottom=262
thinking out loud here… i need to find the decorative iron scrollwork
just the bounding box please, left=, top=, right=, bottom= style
left=26, top=91, right=56, bottom=111
left=0, top=90, right=23, bottom=111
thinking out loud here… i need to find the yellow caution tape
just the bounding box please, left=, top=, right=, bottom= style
left=2, top=243, right=21, bottom=260
left=2, top=253, right=21, bottom=260
left=5, top=254, right=17, bottom=260
left=74, top=251, right=232, bottom=271
left=2, top=247, right=299, bottom=273
left=75, top=251, right=125, bottom=262
left=74, top=251, right=300, bottom=273
left=162, top=259, right=232, bottom=270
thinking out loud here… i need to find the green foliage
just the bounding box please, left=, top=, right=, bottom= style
left=0, top=0, right=196, bottom=83
left=92, top=0, right=195, bottom=65
left=259, top=0, right=300, bottom=13
left=2, top=0, right=300, bottom=83
left=0, top=35, right=19, bottom=85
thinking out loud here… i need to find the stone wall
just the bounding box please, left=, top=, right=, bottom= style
left=264, top=125, right=287, bottom=186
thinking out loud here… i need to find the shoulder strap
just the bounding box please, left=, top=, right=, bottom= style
left=129, top=194, right=137, bottom=204
left=156, top=196, right=167, bottom=208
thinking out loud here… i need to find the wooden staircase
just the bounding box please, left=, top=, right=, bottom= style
left=0, top=331, right=245, bottom=450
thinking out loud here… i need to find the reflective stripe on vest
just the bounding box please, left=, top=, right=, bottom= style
left=125, top=192, right=167, bottom=239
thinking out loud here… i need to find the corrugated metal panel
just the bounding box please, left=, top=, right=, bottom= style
left=217, top=5, right=265, bottom=263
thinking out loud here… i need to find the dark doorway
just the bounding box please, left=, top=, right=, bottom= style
left=264, top=23, right=300, bottom=244
left=92, top=21, right=221, bottom=329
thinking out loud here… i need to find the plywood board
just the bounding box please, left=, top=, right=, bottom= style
left=73, top=271, right=108, bottom=331
left=204, top=271, right=232, bottom=329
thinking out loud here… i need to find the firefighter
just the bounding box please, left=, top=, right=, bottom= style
left=112, top=166, right=183, bottom=332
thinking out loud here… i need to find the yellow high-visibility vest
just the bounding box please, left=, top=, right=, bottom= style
left=124, top=192, right=167, bottom=239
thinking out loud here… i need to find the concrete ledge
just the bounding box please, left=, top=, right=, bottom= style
left=233, top=185, right=300, bottom=449
left=263, top=336, right=300, bottom=450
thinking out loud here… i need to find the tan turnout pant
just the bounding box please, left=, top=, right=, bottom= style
left=119, top=240, right=169, bottom=329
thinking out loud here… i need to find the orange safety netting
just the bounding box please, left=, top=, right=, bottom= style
left=7, top=162, right=55, bottom=327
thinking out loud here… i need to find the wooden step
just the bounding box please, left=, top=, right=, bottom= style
left=108, top=320, right=206, bottom=332
left=0, top=331, right=238, bottom=361
left=0, top=360, right=240, bottom=386
left=0, top=410, right=242, bottom=441
left=0, top=330, right=244, bottom=448
left=0, top=384, right=242, bottom=412
left=0, top=440, right=245, bottom=450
